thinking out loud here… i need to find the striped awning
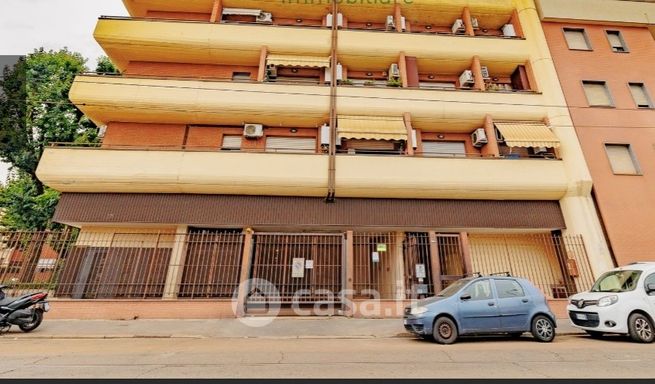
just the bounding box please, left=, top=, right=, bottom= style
left=495, top=122, right=560, bottom=148
left=337, top=115, right=408, bottom=141
left=266, top=54, right=331, bottom=68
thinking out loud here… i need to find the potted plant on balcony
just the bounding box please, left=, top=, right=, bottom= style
left=386, top=78, right=402, bottom=87
left=363, top=80, right=376, bottom=87
left=339, top=79, right=354, bottom=86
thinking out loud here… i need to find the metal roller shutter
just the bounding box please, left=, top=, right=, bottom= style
left=265, top=137, right=316, bottom=153
left=422, top=141, right=466, bottom=157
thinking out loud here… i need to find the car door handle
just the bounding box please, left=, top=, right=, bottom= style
left=488, top=302, right=495, bottom=306
left=522, top=299, right=529, bottom=303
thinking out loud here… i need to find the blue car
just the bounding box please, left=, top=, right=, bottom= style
left=403, top=275, right=557, bottom=344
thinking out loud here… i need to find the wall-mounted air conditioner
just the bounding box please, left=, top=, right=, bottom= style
left=320, top=124, right=330, bottom=146
left=480, top=66, right=490, bottom=80
left=256, top=12, right=273, bottom=23
left=471, top=128, right=488, bottom=147
left=459, top=70, right=475, bottom=87
left=389, top=63, right=400, bottom=80
left=386, top=15, right=396, bottom=30
left=266, top=64, right=277, bottom=80
left=502, top=24, right=516, bottom=37
left=411, top=129, right=418, bottom=149
left=243, top=123, right=264, bottom=139
left=533, top=146, right=549, bottom=155
left=401, top=16, right=406, bottom=31
left=326, top=12, right=344, bottom=27
left=324, top=63, right=343, bottom=83
left=452, top=19, right=465, bottom=34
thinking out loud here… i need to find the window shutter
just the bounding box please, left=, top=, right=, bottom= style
left=606, top=144, right=637, bottom=174
left=607, top=32, right=623, bottom=48
left=564, top=29, right=589, bottom=50
left=222, top=135, right=242, bottom=149
left=629, top=84, right=651, bottom=107
left=265, top=137, right=316, bottom=153
left=422, top=141, right=467, bottom=157
left=345, top=139, right=395, bottom=150
left=583, top=82, right=611, bottom=106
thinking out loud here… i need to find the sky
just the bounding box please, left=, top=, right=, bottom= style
left=0, top=0, right=128, bottom=184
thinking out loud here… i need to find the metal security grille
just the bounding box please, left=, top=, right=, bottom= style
left=436, top=234, right=465, bottom=288
left=247, top=233, right=343, bottom=304
left=353, top=232, right=403, bottom=300
left=177, top=230, right=243, bottom=298
left=403, top=233, right=435, bottom=299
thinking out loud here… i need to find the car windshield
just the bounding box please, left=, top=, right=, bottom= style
left=436, top=278, right=472, bottom=298
left=591, top=270, right=642, bottom=293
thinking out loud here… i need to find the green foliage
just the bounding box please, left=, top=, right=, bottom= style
left=386, top=78, right=402, bottom=87
left=0, top=174, right=60, bottom=230
left=95, top=55, right=119, bottom=74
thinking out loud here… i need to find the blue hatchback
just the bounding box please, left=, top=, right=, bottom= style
left=403, top=275, right=557, bottom=344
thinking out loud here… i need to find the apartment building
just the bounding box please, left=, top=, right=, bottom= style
left=537, top=0, right=655, bottom=266
left=34, top=0, right=613, bottom=318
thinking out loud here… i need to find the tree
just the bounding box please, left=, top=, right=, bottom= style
left=95, top=55, right=120, bottom=74
left=0, top=48, right=100, bottom=230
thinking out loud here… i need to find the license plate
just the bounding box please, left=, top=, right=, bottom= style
left=576, top=313, right=588, bottom=320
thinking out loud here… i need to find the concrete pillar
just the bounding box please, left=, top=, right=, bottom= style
left=471, top=56, right=486, bottom=91
left=398, top=52, right=409, bottom=88
left=393, top=232, right=406, bottom=300
left=257, top=46, right=268, bottom=82
left=462, top=7, right=475, bottom=37
left=235, top=228, right=254, bottom=317
left=428, top=231, right=442, bottom=294
left=344, top=230, right=354, bottom=317
left=209, top=0, right=223, bottom=23
left=394, top=3, right=403, bottom=33
left=403, top=112, right=414, bottom=156
left=481, top=114, right=500, bottom=157
left=162, top=225, right=189, bottom=299
left=509, top=9, right=524, bottom=38
left=459, top=232, right=473, bottom=275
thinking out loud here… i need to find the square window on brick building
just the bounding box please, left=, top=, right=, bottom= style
left=605, top=144, right=640, bottom=175
left=629, top=83, right=653, bottom=108
left=606, top=31, right=628, bottom=53
left=563, top=28, right=592, bottom=50
left=582, top=81, right=613, bottom=107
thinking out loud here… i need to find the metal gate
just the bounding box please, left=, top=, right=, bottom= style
left=246, top=233, right=344, bottom=309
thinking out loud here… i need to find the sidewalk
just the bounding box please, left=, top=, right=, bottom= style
left=2, top=317, right=583, bottom=339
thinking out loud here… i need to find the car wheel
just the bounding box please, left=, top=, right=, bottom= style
left=432, top=317, right=458, bottom=345
left=585, top=330, right=604, bottom=339
left=531, top=315, right=555, bottom=342
left=509, top=332, right=523, bottom=338
left=628, top=313, right=654, bottom=343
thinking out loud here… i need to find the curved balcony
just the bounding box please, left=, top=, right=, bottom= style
left=36, top=146, right=568, bottom=200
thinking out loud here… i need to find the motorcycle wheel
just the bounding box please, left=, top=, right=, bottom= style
left=19, top=309, right=43, bottom=333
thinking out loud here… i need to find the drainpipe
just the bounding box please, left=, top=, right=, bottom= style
left=326, top=0, right=339, bottom=202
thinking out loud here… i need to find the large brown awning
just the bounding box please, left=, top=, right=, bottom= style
left=495, top=122, right=561, bottom=148
left=54, top=193, right=565, bottom=230
left=337, top=115, right=408, bottom=141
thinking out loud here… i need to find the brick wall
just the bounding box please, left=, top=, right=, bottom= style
left=124, top=61, right=259, bottom=81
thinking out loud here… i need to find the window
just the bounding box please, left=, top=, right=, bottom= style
left=605, top=144, right=640, bottom=175
left=582, top=81, right=613, bottom=107
left=563, top=28, right=592, bottom=50
left=221, top=135, right=242, bottom=150
left=629, top=83, right=653, bottom=108
left=422, top=141, right=466, bottom=158
left=645, top=274, right=655, bottom=296
left=494, top=279, right=525, bottom=299
left=606, top=30, right=628, bottom=53
left=265, top=136, right=316, bottom=153
left=232, top=72, right=252, bottom=82
left=591, top=270, right=642, bottom=292
left=464, top=280, right=493, bottom=301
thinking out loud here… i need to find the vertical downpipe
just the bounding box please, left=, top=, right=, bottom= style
left=326, top=0, right=339, bottom=202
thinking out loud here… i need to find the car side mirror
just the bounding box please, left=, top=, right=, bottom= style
left=460, top=293, right=472, bottom=301
left=647, top=283, right=655, bottom=294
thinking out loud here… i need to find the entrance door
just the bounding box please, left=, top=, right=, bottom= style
left=246, top=233, right=343, bottom=312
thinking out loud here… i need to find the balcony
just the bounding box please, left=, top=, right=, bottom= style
left=70, top=74, right=547, bottom=130
left=36, top=146, right=568, bottom=200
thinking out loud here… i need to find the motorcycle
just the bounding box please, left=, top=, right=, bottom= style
left=0, top=285, right=50, bottom=333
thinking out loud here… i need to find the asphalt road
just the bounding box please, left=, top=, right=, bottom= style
left=1, top=334, right=653, bottom=378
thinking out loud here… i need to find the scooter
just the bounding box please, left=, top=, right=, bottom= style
left=0, top=285, right=49, bottom=333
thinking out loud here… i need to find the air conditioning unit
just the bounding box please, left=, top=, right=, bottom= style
left=471, top=17, right=479, bottom=29
left=502, top=23, right=516, bottom=37
left=266, top=64, right=277, bottom=80
left=480, top=66, right=490, bottom=80
left=243, top=123, right=264, bottom=139
left=459, top=70, right=475, bottom=87
left=452, top=19, right=466, bottom=34
left=326, top=12, right=343, bottom=27
left=324, top=63, right=343, bottom=83
left=256, top=12, right=273, bottom=23
left=320, top=124, right=330, bottom=146
left=411, top=129, right=418, bottom=149
left=533, top=146, right=549, bottom=155
left=386, top=15, right=396, bottom=30
left=389, top=63, right=400, bottom=80
left=401, top=16, right=407, bottom=31
left=471, top=128, right=488, bottom=147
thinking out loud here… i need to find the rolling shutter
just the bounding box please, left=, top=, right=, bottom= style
left=222, top=135, right=242, bottom=150
left=583, top=82, right=612, bottom=106
left=629, top=84, right=651, bottom=107
left=265, top=137, right=316, bottom=153
left=564, top=29, right=590, bottom=50
left=422, top=141, right=466, bottom=157
left=605, top=144, right=638, bottom=174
